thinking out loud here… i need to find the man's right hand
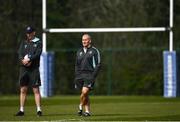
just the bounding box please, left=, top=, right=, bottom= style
left=21, top=59, right=31, bottom=67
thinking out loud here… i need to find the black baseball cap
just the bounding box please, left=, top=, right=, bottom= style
left=26, top=26, right=35, bottom=33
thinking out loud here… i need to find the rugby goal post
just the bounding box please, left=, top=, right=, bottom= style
left=40, top=0, right=176, bottom=97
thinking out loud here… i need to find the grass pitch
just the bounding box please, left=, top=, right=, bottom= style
left=0, top=95, right=180, bottom=121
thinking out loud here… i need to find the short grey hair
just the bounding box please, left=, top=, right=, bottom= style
left=82, top=33, right=91, bottom=39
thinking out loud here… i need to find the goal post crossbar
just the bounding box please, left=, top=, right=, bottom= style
left=42, top=0, right=173, bottom=52
left=45, top=27, right=167, bottom=33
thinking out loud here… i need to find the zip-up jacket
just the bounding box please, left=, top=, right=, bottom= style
left=18, top=37, right=42, bottom=68
left=75, top=46, right=101, bottom=81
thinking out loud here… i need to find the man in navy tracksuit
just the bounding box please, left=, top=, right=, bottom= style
left=75, top=34, right=101, bottom=116
left=15, top=26, right=42, bottom=116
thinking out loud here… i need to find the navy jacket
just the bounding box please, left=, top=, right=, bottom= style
left=18, top=37, right=42, bottom=68
left=75, top=46, right=101, bottom=81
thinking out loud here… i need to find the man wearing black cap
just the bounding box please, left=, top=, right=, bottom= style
left=15, top=26, right=42, bottom=116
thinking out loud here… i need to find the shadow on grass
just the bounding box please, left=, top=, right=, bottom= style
left=10, top=113, right=180, bottom=121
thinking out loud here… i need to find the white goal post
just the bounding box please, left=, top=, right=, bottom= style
left=42, top=0, right=173, bottom=52
left=41, top=0, right=175, bottom=98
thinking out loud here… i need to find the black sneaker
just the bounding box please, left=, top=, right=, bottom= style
left=83, top=112, right=91, bottom=117
left=37, top=111, right=42, bottom=116
left=15, top=111, right=24, bottom=116
left=78, top=110, right=83, bottom=116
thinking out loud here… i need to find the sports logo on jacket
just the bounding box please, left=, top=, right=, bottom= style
left=89, top=51, right=92, bottom=54
left=79, top=52, right=83, bottom=56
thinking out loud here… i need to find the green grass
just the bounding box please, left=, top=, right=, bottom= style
left=0, top=95, right=180, bottom=121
